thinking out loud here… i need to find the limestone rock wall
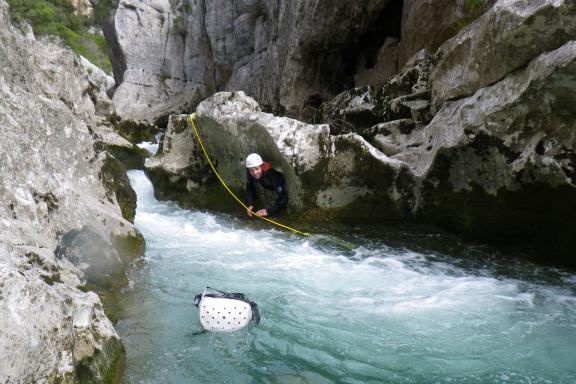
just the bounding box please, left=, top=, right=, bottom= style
left=148, top=36, right=576, bottom=265
left=106, top=0, right=501, bottom=123
left=0, top=0, right=142, bottom=381
left=431, top=0, right=576, bottom=107
left=109, top=0, right=205, bottom=121
left=107, top=0, right=402, bottom=121
left=397, top=41, right=576, bottom=263
left=397, top=0, right=463, bottom=66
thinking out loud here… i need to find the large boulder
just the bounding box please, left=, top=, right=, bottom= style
left=0, top=0, right=142, bottom=381
left=145, top=112, right=216, bottom=209
left=146, top=91, right=407, bottom=219
left=0, top=262, right=124, bottom=384
left=431, top=0, right=576, bottom=107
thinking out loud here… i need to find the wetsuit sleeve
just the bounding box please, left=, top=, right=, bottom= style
left=246, top=175, right=257, bottom=207
left=267, top=171, right=288, bottom=216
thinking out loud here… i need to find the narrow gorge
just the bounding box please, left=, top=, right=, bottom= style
left=1, top=0, right=576, bottom=382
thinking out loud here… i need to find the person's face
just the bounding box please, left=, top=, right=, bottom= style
left=249, top=165, right=263, bottom=179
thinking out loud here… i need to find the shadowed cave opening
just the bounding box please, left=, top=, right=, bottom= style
left=342, top=0, right=404, bottom=87
left=298, top=0, right=404, bottom=122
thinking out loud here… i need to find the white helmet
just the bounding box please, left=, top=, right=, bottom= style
left=245, top=153, right=263, bottom=168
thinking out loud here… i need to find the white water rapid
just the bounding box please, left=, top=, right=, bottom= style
left=116, top=170, right=576, bottom=383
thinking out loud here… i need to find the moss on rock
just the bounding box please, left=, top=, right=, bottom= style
left=75, top=339, right=125, bottom=384
left=107, top=144, right=148, bottom=170
left=100, top=155, right=137, bottom=222
left=419, top=151, right=576, bottom=267
left=145, top=164, right=241, bottom=214
left=109, top=114, right=160, bottom=145
left=112, top=232, right=145, bottom=265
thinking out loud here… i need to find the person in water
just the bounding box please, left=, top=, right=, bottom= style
left=245, top=153, right=288, bottom=218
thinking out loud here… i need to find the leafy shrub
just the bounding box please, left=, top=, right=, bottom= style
left=6, top=0, right=113, bottom=74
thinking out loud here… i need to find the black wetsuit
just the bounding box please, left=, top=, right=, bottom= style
left=246, top=165, right=288, bottom=216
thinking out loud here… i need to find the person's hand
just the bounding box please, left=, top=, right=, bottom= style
left=247, top=206, right=254, bottom=217
left=255, top=208, right=268, bottom=217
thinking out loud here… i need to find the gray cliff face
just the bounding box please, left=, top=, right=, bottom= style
left=108, top=0, right=409, bottom=121
left=397, top=0, right=465, bottom=67
left=0, top=1, right=142, bottom=381
left=144, top=0, right=576, bottom=266
left=110, top=0, right=205, bottom=121
left=107, top=0, right=492, bottom=123
left=397, top=40, right=576, bottom=259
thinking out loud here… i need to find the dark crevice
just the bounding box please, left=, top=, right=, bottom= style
left=94, top=0, right=126, bottom=91
left=342, top=0, right=403, bottom=83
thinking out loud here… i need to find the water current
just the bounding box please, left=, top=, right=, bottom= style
left=117, top=167, right=576, bottom=384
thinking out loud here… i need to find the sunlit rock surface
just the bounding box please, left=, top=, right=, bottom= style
left=79, top=55, right=116, bottom=116
left=108, top=0, right=204, bottom=122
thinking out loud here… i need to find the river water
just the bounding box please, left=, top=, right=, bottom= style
left=117, top=170, right=576, bottom=384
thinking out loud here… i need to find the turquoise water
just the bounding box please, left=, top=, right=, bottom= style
left=117, top=171, right=576, bottom=383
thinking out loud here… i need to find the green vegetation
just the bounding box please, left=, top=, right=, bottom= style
left=6, top=0, right=113, bottom=74
left=171, top=15, right=187, bottom=37
left=453, top=0, right=495, bottom=32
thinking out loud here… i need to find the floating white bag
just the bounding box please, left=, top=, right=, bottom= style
left=193, top=287, right=260, bottom=332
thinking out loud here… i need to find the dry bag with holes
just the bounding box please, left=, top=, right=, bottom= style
left=193, top=287, right=260, bottom=332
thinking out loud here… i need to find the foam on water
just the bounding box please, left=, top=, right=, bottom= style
left=118, top=171, right=576, bottom=383
left=137, top=133, right=161, bottom=156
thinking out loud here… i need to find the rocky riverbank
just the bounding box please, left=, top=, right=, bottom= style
left=0, top=0, right=143, bottom=381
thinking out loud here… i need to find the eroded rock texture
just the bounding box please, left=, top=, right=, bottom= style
left=0, top=1, right=143, bottom=381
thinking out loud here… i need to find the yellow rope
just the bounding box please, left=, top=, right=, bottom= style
left=188, top=113, right=311, bottom=237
